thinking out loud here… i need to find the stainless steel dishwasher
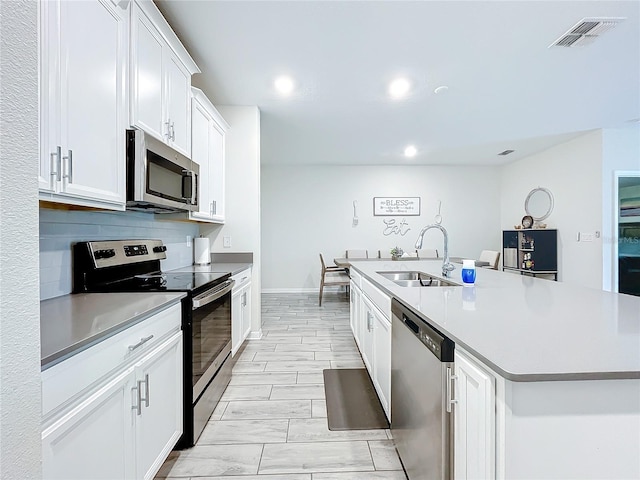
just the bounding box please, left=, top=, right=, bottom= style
left=391, top=298, right=455, bottom=480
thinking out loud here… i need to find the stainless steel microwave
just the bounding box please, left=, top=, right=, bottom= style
left=126, top=129, right=198, bottom=213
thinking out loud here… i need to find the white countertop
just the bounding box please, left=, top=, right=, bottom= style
left=352, top=260, right=640, bottom=381
left=40, top=292, right=186, bottom=370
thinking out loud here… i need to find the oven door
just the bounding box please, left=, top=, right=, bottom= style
left=191, top=279, right=234, bottom=400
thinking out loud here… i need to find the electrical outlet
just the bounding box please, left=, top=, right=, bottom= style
left=581, top=233, right=594, bottom=242
left=223, top=236, right=231, bottom=248
left=186, top=235, right=192, bottom=247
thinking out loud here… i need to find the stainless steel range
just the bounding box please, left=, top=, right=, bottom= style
left=72, top=239, right=234, bottom=448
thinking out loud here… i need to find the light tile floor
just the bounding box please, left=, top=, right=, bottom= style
left=156, top=292, right=407, bottom=480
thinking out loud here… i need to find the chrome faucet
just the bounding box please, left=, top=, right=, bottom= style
left=415, top=223, right=455, bottom=277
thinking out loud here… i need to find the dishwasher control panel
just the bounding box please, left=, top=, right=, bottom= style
left=392, top=298, right=454, bottom=362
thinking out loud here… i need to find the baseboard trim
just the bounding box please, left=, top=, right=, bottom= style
left=261, top=288, right=319, bottom=294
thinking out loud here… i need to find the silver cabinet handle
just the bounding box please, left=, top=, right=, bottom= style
left=210, top=201, right=214, bottom=217
left=242, top=292, right=247, bottom=306
left=139, top=373, right=150, bottom=408
left=128, top=334, right=154, bottom=352
left=446, top=366, right=458, bottom=413
left=212, top=200, right=216, bottom=215
left=51, top=146, right=62, bottom=182
left=366, top=311, right=372, bottom=331
left=171, top=122, right=175, bottom=141
left=132, top=384, right=141, bottom=415
left=62, top=149, right=72, bottom=183
left=165, top=119, right=171, bottom=139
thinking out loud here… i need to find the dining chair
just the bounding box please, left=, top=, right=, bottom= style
left=478, top=250, right=500, bottom=269
left=346, top=249, right=368, bottom=258
left=319, top=253, right=351, bottom=306
left=416, top=248, right=439, bottom=259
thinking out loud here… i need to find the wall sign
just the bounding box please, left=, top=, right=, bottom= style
left=373, top=197, right=420, bottom=216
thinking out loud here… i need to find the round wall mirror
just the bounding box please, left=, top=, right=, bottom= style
left=525, top=187, right=554, bottom=222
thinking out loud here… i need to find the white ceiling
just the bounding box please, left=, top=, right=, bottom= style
left=155, top=1, right=640, bottom=166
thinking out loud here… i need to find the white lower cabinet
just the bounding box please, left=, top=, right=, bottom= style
left=42, top=367, right=136, bottom=480
left=453, top=349, right=496, bottom=480
left=372, top=308, right=391, bottom=417
left=231, top=268, right=252, bottom=356
left=349, top=280, right=361, bottom=348
left=134, top=333, right=183, bottom=480
left=352, top=278, right=392, bottom=421
left=360, top=296, right=376, bottom=373
left=42, top=305, right=183, bottom=480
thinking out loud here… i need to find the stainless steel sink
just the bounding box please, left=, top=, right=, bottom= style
left=377, top=271, right=459, bottom=287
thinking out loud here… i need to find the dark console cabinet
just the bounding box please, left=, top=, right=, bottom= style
left=502, top=229, right=558, bottom=280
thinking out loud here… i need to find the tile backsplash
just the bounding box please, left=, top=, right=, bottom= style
left=40, top=208, right=199, bottom=300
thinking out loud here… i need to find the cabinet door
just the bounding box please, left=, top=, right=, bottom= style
left=360, top=297, right=375, bottom=373
left=135, top=332, right=183, bottom=480
left=41, top=0, right=126, bottom=206
left=165, top=52, right=191, bottom=156
left=453, top=350, right=495, bottom=480
left=209, top=119, right=226, bottom=222
left=231, top=288, right=243, bottom=356
left=372, top=311, right=391, bottom=419
left=349, top=281, right=359, bottom=342
left=190, top=99, right=212, bottom=220
left=131, top=5, right=164, bottom=140
left=42, top=366, right=136, bottom=480
left=241, top=283, right=252, bottom=341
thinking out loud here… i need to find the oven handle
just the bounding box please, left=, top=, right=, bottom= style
left=192, top=279, right=235, bottom=309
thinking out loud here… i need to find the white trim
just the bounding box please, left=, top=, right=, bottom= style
left=613, top=170, right=640, bottom=293
left=247, top=329, right=263, bottom=340
left=261, top=287, right=318, bottom=294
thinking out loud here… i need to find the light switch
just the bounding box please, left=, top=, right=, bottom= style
left=223, top=236, right=231, bottom=248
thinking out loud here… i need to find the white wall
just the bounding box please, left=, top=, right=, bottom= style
left=500, top=131, right=604, bottom=288
left=201, top=106, right=262, bottom=336
left=261, top=165, right=501, bottom=291
left=601, top=125, right=640, bottom=291
left=0, top=1, right=42, bottom=477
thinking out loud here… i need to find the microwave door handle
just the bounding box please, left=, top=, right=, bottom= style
left=182, top=170, right=197, bottom=205
left=182, top=169, right=198, bottom=205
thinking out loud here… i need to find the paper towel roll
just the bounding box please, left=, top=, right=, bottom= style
left=194, top=237, right=211, bottom=265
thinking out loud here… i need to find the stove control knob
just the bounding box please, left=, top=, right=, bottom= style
left=95, top=249, right=116, bottom=259
left=153, top=246, right=167, bottom=253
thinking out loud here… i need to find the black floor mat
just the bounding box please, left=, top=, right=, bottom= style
left=323, top=368, right=389, bottom=431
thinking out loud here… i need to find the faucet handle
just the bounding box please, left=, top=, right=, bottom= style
left=442, top=262, right=455, bottom=277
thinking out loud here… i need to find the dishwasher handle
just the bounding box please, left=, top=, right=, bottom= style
left=403, top=316, right=419, bottom=334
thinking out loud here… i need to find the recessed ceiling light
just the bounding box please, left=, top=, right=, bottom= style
left=404, top=145, right=417, bottom=158
left=434, top=85, right=449, bottom=95
left=274, top=76, right=295, bottom=95
left=389, top=78, right=411, bottom=99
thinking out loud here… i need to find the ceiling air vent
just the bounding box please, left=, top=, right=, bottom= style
left=549, top=17, right=625, bottom=48
left=498, top=149, right=515, bottom=156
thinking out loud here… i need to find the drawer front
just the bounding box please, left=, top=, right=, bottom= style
left=362, top=278, right=391, bottom=319
left=42, top=303, right=181, bottom=418
left=232, top=268, right=252, bottom=293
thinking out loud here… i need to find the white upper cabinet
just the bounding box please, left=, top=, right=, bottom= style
left=130, top=0, right=200, bottom=158
left=39, top=0, right=127, bottom=210
left=190, top=88, right=229, bottom=223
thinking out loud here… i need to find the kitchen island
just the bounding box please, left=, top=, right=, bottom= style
left=351, top=260, right=640, bottom=479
